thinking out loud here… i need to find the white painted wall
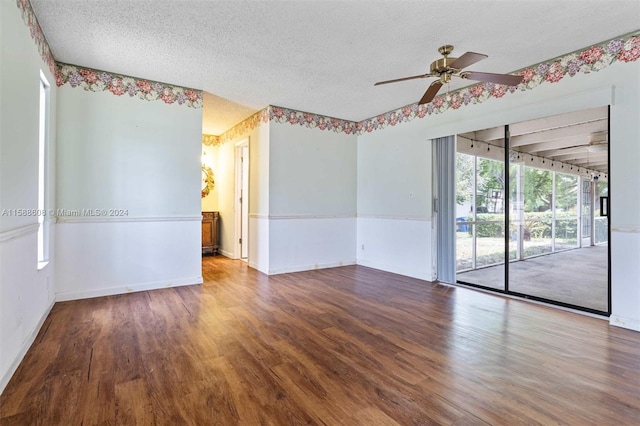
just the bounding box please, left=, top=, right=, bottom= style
left=357, top=61, right=640, bottom=331
left=55, top=87, right=203, bottom=300
left=269, top=217, right=356, bottom=274
left=268, top=122, right=357, bottom=274
left=216, top=138, right=237, bottom=258
left=357, top=119, right=434, bottom=280
left=246, top=123, right=271, bottom=273
left=0, top=2, right=57, bottom=393
left=269, top=123, right=357, bottom=216
left=607, top=63, right=640, bottom=331
left=214, top=120, right=270, bottom=269
left=252, top=122, right=271, bottom=216
left=55, top=219, right=201, bottom=301
left=357, top=217, right=432, bottom=279
left=249, top=122, right=271, bottom=272
left=249, top=215, right=269, bottom=272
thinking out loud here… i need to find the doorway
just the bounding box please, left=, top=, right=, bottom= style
left=452, top=106, right=610, bottom=315
left=235, top=140, right=249, bottom=260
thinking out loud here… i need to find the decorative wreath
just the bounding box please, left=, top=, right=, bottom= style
left=201, top=165, right=215, bottom=198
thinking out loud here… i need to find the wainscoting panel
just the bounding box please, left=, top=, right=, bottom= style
left=610, top=228, right=640, bottom=331
left=55, top=218, right=202, bottom=301
left=0, top=225, right=55, bottom=394
left=268, top=216, right=356, bottom=275
left=248, top=214, right=270, bottom=274
left=357, top=216, right=433, bottom=282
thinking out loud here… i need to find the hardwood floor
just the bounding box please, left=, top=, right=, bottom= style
left=2, top=256, right=639, bottom=425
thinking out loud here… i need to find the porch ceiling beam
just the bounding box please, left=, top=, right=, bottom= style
left=463, top=127, right=505, bottom=142
left=510, top=107, right=608, bottom=136
left=510, top=120, right=607, bottom=147
left=550, top=151, right=607, bottom=161
left=570, top=158, right=608, bottom=167
left=536, top=146, right=595, bottom=157
left=513, top=135, right=589, bottom=153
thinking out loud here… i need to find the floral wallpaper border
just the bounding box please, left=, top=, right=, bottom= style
left=16, top=0, right=203, bottom=109
left=55, top=63, right=203, bottom=108
left=16, top=0, right=56, bottom=76
left=211, top=30, right=640, bottom=142
left=202, top=134, right=220, bottom=146
left=218, top=108, right=270, bottom=144
left=268, top=106, right=358, bottom=134
left=210, top=106, right=359, bottom=145
left=358, top=31, right=640, bottom=133
left=18, top=0, right=638, bottom=132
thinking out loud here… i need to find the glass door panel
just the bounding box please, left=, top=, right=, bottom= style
left=507, top=107, right=609, bottom=313
left=456, top=152, right=474, bottom=272
left=455, top=144, right=504, bottom=291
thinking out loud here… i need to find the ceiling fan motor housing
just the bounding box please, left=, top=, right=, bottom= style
left=430, top=58, right=456, bottom=82
left=431, top=46, right=458, bottom=83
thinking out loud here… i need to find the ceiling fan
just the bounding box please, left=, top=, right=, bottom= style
left=374, top=45, right=524, bottom=105
left=586, top=134, right=608, bottom=153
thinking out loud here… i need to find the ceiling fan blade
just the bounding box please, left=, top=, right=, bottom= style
left=461, top=71, right=524, bottom=86
left=419, top=80, right=443, bottom=105
left=449, top=52, right=487, bottom=70
left=374, top=74, right=430, bottom=86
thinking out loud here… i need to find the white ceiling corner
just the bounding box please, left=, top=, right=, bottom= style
left=30, top=0, right=640, bottom=133
left=202, top=92, right=259, bottom=135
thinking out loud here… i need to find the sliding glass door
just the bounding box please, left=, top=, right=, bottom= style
left=454, top=107, right=610, bottom=315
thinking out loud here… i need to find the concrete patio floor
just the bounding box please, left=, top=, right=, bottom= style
left=457, top=244, right=608, bottom=312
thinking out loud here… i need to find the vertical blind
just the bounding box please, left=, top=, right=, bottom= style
left=435, top=136, right=456, bottom=284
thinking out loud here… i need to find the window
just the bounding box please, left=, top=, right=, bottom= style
left=38, top=71, right=50, bottom=268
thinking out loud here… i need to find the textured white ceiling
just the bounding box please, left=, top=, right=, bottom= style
left=202, top=92, right=257, bottom=135
left=31, top=0, right=640, bottom=132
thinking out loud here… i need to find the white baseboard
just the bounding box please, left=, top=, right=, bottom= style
left=0, top=298, right=55, bottom=395
left=55, top=276, right=203, bottom=302
left=268, top=260, right=356, bottom=275
left=356, top=258, right=432, bottom=282
left=248, top=261, right=269, bottom=274
left=356, top=258, right=377, bottom=269
left=610, top=315, right=640, bottom=331
left=218, top=249, right=236, bottom=258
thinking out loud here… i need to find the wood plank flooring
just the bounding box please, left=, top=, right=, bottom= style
left=1, top=256, right=639, bottom=425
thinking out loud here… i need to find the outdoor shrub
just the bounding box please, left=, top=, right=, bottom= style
left=468, top=214, right=505, bottom=237
left=469, top=212, right=578, bottom=239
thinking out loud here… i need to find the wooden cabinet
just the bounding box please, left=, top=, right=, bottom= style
left=202, top=211, right=219, bottom=255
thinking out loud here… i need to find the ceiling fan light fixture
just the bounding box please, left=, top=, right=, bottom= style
left=374, top=44, right=523, bottom=105
left=586, top=144, right=607, bottom=153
